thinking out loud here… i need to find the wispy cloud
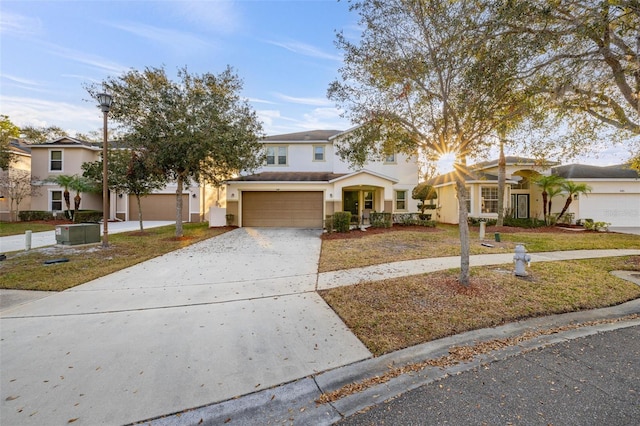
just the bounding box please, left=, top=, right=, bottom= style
left=106, top=21, right=211, bottom=52
left=1, top=74, right=42, bottom=87
left=1, top=95, right=102, bottom=134
left=248, top=97, right=277, bottom=105
left=266, top=40, right=342, bottom=61
left=273, top=93, right=333, bottom=107
left=165, top=0, right=242, bottom=34
left=45, top=44, right=128, bottom=75
left=0, top=12, right=43, bottom=37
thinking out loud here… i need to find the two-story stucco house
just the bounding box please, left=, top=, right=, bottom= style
left=225, top=129, right=420, bottom=227
left=430, top=156, right=640, bottom=228
left=28, top=136, right=219, bottom=222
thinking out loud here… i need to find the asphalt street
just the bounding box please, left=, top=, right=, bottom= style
left=338, top=325, right=640, bottom=426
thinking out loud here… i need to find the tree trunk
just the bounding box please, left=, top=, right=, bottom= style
left=175, top=175, right=184, bottom=237
left=557, top=197, right=572, bottom=220
left=541, top=190, right=548, bottom=224
left=497, top=138, right=506, bottom=226
left=74, top=194, right=81, bottom=211
left=455, top=178, right=470, bottom=286
left=136, top=194, right=144, bottom=231
left=64, top=189, right=71, bottom=219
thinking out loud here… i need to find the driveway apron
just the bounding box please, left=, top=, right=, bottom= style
left=1, top=228, right=371, bottom=426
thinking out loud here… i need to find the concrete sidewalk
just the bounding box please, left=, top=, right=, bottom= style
left=0, top=220, right=174, bottom=253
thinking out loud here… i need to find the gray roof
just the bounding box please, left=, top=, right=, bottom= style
left=429, top=169, right=499, bottom=186
left=262, top=130, right=343, bottom=142
left=472, top=156, right=559, bottom=170
left=553, top=164, right=639, bottom=179
left=228, top=171, right=348, bottom=182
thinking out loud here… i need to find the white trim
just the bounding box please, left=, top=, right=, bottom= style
left=329, top=169, right=399, bottom=184
left=48, top=149, right=63, bottom=173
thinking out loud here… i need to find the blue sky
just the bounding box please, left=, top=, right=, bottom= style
left=1, top=0, right=355, bottom=137
left=0, top=0, right=634, bottom=168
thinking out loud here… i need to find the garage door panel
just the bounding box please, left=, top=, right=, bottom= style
left=242, top=191, right=323, bottom=228
left=579, top=194, right=640, bottom=227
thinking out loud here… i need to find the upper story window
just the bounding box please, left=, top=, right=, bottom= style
left=266, top=146, right=287, bottom=166
left=481, top=187, right=499, bottom=213
left=384, top=153, right=396, bottom=163
left=50, top=150, right=63, bottom=171
left=313, top=145, right=325, bottom=161
left=395, top=190, right=407, bottom=210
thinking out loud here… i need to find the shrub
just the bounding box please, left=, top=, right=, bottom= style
left=370, top=212, right=392, bottom=228
left=468, top=217, right=497, bottom=226
left=18, top=210, right=55, bottom=221
left=73, top=210, right=103, bottom=223
left=503, top=217, right=546, bottom=229
left=324, top=215, right=334, bottom=233
left=394, top=213, right=415, bottom=226
left=333, top=211, right=352, bottom=233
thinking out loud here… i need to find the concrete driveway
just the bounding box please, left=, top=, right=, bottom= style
left=0, top=228, right=371, bottom=425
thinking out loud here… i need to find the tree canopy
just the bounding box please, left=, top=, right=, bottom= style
left=86, top=66, right=265, bottom=236
left=0, top=115, right=21, bottom=169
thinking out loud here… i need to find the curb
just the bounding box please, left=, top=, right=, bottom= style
left=141, top=299, right=640, bottom=426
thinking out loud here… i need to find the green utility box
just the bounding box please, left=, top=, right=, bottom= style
left=55, top=224, right=100, bottom=245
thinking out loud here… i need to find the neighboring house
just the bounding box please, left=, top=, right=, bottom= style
left=0, top=140, right=32, bottom=221
left=225, top=129, right=420, bottom=227
left=430, top=156, right=640, bottom=227
left=29, top=136, right=219, bottom=222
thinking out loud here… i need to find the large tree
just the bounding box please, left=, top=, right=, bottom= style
left=20, top=125, right=68, bottom=144
left=496, top=0, right=640, bottom=158
left=329, top=0, right=535, bottom=285
left=83, top=148, right=167, bottom=231
left=0, top=115, right=21, bottom=169
left=87, top=66, right=264, bottom=237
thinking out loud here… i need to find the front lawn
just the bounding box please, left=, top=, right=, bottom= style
left=318, top=224, right=640, bottom=272
left=0, top=223, right=233, bottom=291
left=320, top=256, right=640, bottom=356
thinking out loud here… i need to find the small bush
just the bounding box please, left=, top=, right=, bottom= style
left=468, top=217, right=497, bottom=226
left=324, top=215, right=334, bottom=233
left=394, top=213, right=415, bottom=226
left=73, top=210, right=103, bottom=223
left=503, top=217, right=546, bottom=229
left=370, top=212, right=392, bottom=228
left=18, top=210, right=55, bottom=221
left=333, top=211, right=352, bottom=233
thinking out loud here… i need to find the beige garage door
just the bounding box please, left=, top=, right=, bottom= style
left=242, top=191, right=323, bottom=227
left=129, top=194, right=189, bottom=221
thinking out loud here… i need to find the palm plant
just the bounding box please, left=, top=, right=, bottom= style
left=557, top=181, right=592, bottom=221
left=45, top=174, right=74, bottom=219
left=545, top=186, right=564, bottom=224
left=533, top=174, right=565, bottom=224
left=69, top=175, right=95, bottom=215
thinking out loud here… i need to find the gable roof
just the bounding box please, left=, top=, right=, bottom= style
left=553, top=164, right=639, bottom=179
left=30, top=136, right=100, bottom=149
left=262, top=130, right=343, bottom=143
left=429, top=169, right=506, bottom=186
left=329, top=169, right=399, bottom=184
left=8, top=139, right=31, bottom=156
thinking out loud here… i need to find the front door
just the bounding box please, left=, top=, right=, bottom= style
left=511, top=194, right=529, bottom=219
left=343, top=191, right=359, bottom=221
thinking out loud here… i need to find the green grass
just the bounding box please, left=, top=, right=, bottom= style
left=0, top=223, right=232, bottom=291
left=0, top=221, right=65, bottom=237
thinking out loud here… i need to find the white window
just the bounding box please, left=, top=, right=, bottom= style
left=266, top=146, right=287, bottom=166
left=395, top=190, right=407, bottom=210
left=384, top=153, right=396, bottom=163
left=51, top=190, right=63, bottom=211
left=50, top=150, right=63, bottom=171
left=364, top=191, right=374, bottom=209
left=481, top=187, right=499, bottom=213
left=313, top=145, right=325, bottom=161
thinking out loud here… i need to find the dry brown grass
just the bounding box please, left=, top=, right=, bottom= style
left=319, top=256, right=640, bottom=356
left=318, top=224, right=640, bottom=272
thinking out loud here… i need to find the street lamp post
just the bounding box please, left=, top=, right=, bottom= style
left=97, top=93, right=113, bottom=248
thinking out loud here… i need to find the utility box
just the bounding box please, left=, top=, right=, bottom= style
left=55, top=224, right=100, bottom=245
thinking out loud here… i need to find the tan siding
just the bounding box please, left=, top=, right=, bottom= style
left=242, top=191, right=323, bottom=227
left=226, top=201, right=239, bottom=226
left=129, top=194, right=189, bottom=221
